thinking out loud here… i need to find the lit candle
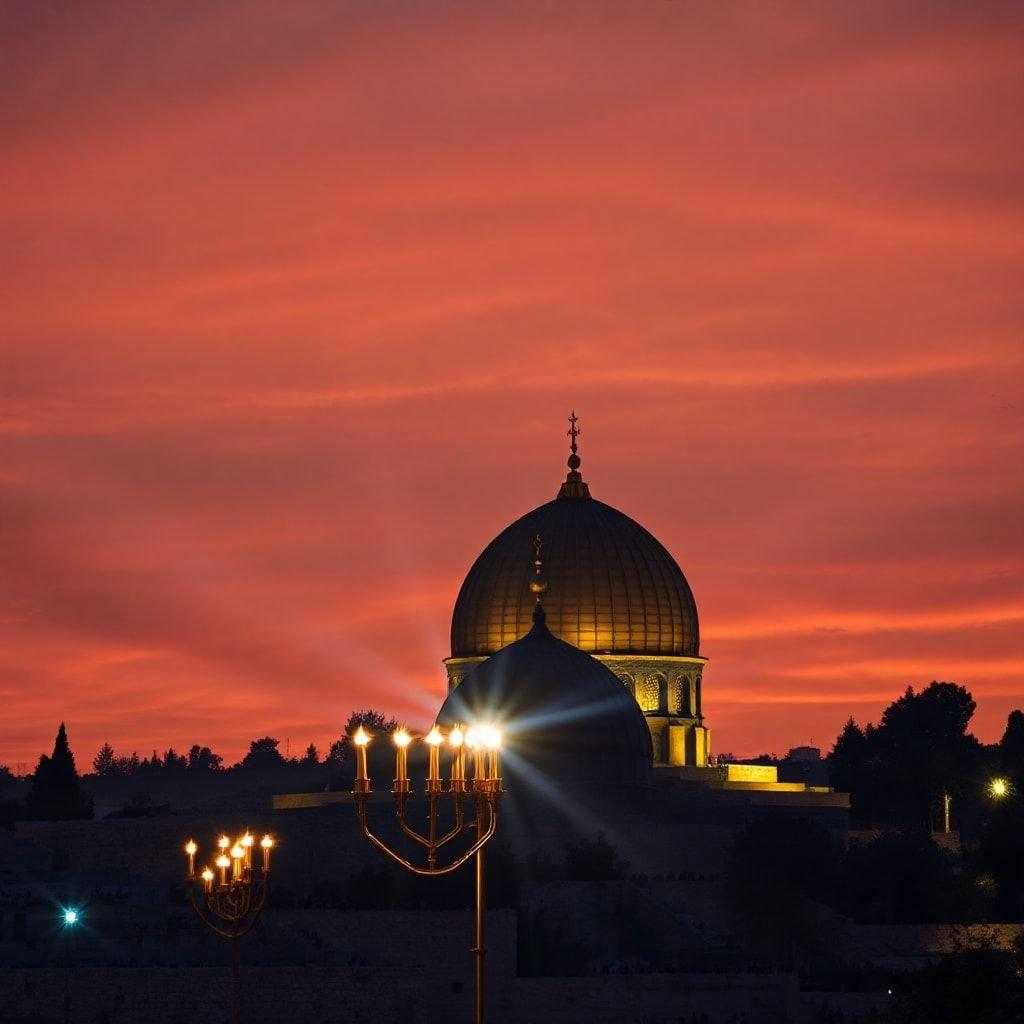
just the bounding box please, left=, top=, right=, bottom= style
left=201, top=867, right=215, bottom=893
left=481, top=726, right=502, bottom=782
left=230, top=844, right=245, bottom=881
left=260, top=834, right=274, bottom=871
left=184, top=839, right=198, bottom=877
left=216, top=854, right=230, bottom=886
left=449, top=726, right=466, bottom=791
left=241, top=832, right=254, bottom=870
left=353, top=726, right=371, bottom=791
left=217, top=835, right=230, bottom=854
left=466, top=728, right=485, bottom=787
left=393, top=729, right=411, bottom=793
left=425, top=726, right=443, bottom=792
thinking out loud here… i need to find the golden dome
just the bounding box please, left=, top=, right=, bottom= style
left=450, top=463, right=699, bottom=659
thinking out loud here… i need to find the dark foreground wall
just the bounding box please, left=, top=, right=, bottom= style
left=0, top=964, right=806, bottom=1024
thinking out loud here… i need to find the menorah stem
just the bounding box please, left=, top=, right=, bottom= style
left=473, top=845, right=486, bottom=1024
left=428, top=794, right=439, bottom=869
left=230, top=934, right=242, bottom=1024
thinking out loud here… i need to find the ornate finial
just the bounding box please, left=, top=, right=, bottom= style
left=529, top=533, right=548, bottom=624
left=557, top=410, right=591, bottom=499
left=567, top=410, right=581, bottom=470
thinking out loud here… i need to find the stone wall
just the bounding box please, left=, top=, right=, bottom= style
left=0, top=965, right=810, bottom=1024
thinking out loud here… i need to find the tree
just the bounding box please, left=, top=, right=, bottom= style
left=841, top=831, right=985, bottom=924
left=563, top=833, right=628, bottom=882
left=25, top=723, right=93, bottom=821
left=828, top=682, right=981, bottom=826
left=301, top=743, right=319, bottom=767
left=326, top=710, right=399, bottom=765
left=888, top=946, right=1024, bottom=1023
left=162, top=748, right=187, bottom=771
left=827, top=718, right=866, bottom=794
left=240, top=737, right=286, bottom=771
left=187, top=745, right=223, bottom=772
left=93, top=742, right=117, bottom=776
left=1000, top=710, right=1024, bottom=773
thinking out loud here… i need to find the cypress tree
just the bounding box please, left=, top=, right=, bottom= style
left=26, top=723, right=93, bottom=820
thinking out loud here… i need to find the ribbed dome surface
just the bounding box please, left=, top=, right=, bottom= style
left=451, top=494, right=699, bottom=658
left=437, top=610, right=652, bottom=784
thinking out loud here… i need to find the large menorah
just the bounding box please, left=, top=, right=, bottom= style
left=352, top=723, right=503, bottom=1024
left=184, top=831, right=273, bottom=1024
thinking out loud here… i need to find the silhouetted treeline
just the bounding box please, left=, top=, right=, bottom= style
left=820, top=682, right=1024, bottom=918
left=1, top=709, right=403, bottom=822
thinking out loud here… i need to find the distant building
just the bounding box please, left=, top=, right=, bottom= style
left=440, top=419, right=838, bottom=799
left=445, top=416, right=710, bottom=768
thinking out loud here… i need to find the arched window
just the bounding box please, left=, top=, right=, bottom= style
left=671, top=675, right=691, bottom=715
left=638, top=675, right=660, bottom=712
left=653, top=674, right=668, bottom=714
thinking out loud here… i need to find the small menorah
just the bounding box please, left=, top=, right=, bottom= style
left=352, top=722, right=503, bottom=1024
left=183, top=831, right=273, bottom=1024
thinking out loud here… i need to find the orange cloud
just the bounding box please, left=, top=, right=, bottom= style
left=1, top=1, right=1022, bottom=766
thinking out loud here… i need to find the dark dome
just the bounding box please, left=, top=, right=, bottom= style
left=437, top=608, right=652, bottom=785
left=451, top=487, right=699, bottom=659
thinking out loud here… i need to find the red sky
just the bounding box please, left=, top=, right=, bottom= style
left=2, top=1, right=1023, bottom=769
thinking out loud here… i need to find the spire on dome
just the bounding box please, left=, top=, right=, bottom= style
left=557, top=410, right=591, bottom=499
left=529, top=533, right=549, bottom=625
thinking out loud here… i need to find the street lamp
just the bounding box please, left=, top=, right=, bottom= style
left=183, top=832, right=273, bottom=1024
left=61, top=908, right=80, bottom=927
left=989, top=777, right=1010, bottom=799
left=352, top=722, right=503, bottom=1024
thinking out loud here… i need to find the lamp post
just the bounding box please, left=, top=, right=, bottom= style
left=352, top=723, right=503, bottom=1024
left=183, top=832, right=273, bottom=1024
left=989, top=777, right=1010, bottom=799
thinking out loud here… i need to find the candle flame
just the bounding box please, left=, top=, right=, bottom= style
left=184, top=839, right=198, bottom=856
left=465, top=727, right=480, bottom=749
left=353, top=726, right=371, bottom=746
left=217, top=835, right=230, bottom=850
left=449, top=726, right=464, bottom=748
left=241, top=833, right=254, bottom=848
left=201, top=868, right=215, bottom=882
left=480, top=725, right=502, bottom=750
left=230, top=845, right=245, bottom=860
left=260, top=835, right=274, bottom=849
left=425, top=726, right=444, bottom=746
left=216, top=854, right=231, bottom=869
left=393, top=728, right=411, bottom=748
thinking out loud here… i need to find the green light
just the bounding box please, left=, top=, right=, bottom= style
left=62, top=908, right=80, bottom=926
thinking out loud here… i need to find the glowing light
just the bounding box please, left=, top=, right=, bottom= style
left=217, top=835, right=230, bottom=850
left=230, top=844, right=244, bottom=860
left=216, top=851, right=230, bottom=885
left=62, top=909, right=80, bottom=926
left=393, top=728, right=411, bottom=748
left=449, top=726, right=464, bottom=748
left=353, top=726, right=371, bottom=747
left=184, top=840, right=198, bottom=856
left=425, top=726, right=444, bottom=746
left=479, top=726, right=502, bottom=750
left=241, top=834, right=254, bottom=848
left=989, top=778, right=1009, bottom=798
left=465, top=728, right=480, bottom=749
left=260, top=834, right=274, bottom=870
left=201, top=868, right=215, bottom=882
